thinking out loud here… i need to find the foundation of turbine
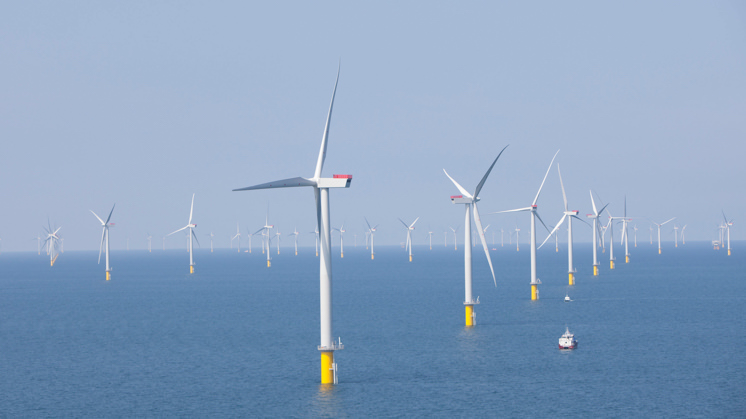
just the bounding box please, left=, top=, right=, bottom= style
left=593, top=265, right=599, bottom=276
left=568, top=272, right=574, bottom=286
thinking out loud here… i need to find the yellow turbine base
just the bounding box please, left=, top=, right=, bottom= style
left=728, top=249, right=731, bottom=256
left=106, top=271, right=111, bottom=281
left=593, top=265, right=599, bottom=276
left=569, top=272, right=574, bottom=286
left=321, top=351, right=334, bottom=384
left=341, top=253, right=344, bottom=258
left=267, top=260, right=271, bottom=268
left=190, top=266, right=194, bottom=274
left=610, top=260, right=615, bottom=269
left=316, top=251, right=318, bottom=257
left=658, top=249, right=662, bottom=254
left=371, top=254, right=374, bottom=260
left=531, top=284, right=538, bottom=300
left=465, top=305, right=474, bottom=326
left=626, top=255, right=630, bottom=263
left=295, top=250, right=298, bottom=256
left=675, top=243, right=678, bottom=248
left=517, top=246, right=519, bottom=252
left=409, top=255, right=412, bottom=262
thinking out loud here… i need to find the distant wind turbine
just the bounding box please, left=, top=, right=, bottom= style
left=398, top=217, right=419, bottom=262
left=167, top=193, right=199, bottom=273
left=90, top=204, right=115, bottom=280
left=651, top=217, right=676, bottom=254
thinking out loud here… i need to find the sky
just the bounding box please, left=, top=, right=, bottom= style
left=1, top=1, right=744, bottom=252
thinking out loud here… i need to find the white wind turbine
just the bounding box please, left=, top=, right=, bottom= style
left=651, top=217, right=676, bottom=254
left=332, top=223, right=346, bottom=258
left=513, top=225, right=520, bottom=251
left=288, top=227, right=300, bottom=255
left=275, top=228, right=281, bottom=255
left=450, top=226, right=459, bottom=250
left=167, top=193, right=199, bottom=274
left=619, top=197, right=631, bottom=263
left=247, top=228, right=258, bottom=253
left=444, top=146, right=505, bottom=325
left=586, top=191, right=609, bottom=276
left=722, top=211, right=733, bottom=255
left=90, top=204, right=115, bottom=280
left=500, top=227, right=504, bottom=247
left=673, top=224, right=680, bottom=248
left=209, top=231, right=215, bottom=252
left=233, top=67, right=350, bottom=385
left=428, top=228, right=433, bottom=250
left=490, top=150, right=558, bottom=301
left=538, top=164, right=586, bottom=285
left=364, top=218, right=378, bottom=260
left=253, top=218, right=272, bottom=264
left=231, top=223, right=241, bottom=252
left=681, top=225, right=687, bottom=245
left=42, top=220, right=62, bottom=266
left=398, top=217, right=419, bottom=262
left=147, top=234, right=152, bottom=253
left=633, top=225, right=638, bottom=247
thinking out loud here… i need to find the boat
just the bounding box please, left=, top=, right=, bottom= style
left=558, top=327, right=578, bottom=349
left=564, top=293, right=572, bottom=302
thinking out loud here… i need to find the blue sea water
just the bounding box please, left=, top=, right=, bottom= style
left=0, top=242, right=744, bottom=417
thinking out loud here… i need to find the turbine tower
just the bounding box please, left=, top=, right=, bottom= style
left=492, top=150, right=558, bottom=300
left=539, top=164, right=585, bottom=285
left=652, top=217, right=676, bottom=254
left=398, top=217, right=419, bottom=262
left=167, top=194, right=199, bottom=273
left=444, top=146, right=505, bottom=325
left=587, top=192, right=609, bottom=276
left=233, top=67, right=350, bottom=385
left=450, top=226, right=459, bottom=250
left=681, top=225, right=687, bottom=245
left=147, top=234, right=152, bottom=253
left=90, top=204, right=115, bottom=280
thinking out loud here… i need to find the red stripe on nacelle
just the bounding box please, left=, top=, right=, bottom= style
left=451, top=195, right=463, bottom=199
left=333, top=174, right=352, bottom=179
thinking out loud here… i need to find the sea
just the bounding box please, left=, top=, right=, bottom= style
left=0, top=242, right=743, bottom=418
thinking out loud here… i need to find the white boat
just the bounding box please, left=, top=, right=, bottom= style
left=558, top=327, right=578, bottom=349
left=564, top=293, right=572, bottom=302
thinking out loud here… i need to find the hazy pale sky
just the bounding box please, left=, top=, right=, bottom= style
left=1, top=1, right=744, bottom=251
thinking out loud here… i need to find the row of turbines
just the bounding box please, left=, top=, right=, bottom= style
left=24, top=67, right=736, bottom=386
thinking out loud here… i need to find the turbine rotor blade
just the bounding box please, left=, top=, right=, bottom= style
left=538, top=214, right=567, bottom=249
left=105, top=204, right=116, bottom=224
left=167, top=225, right=189, bottom=236
left=661, top=217, right=676, bottom=226
left=557, top=164, right=568, bottom=211
left=473, top=144, right=509, bottom=199
left=98, top=227, right=106, bottom=264
left=188, top=193, right=195, bottom=224
left=90, top=210, right=104, bottom=225
left=410, top=217, right=420, bottom=228
left=532, top=149, right=560, bottom=206
left=442, top=169, right=472, bottom=199
left=473, top=203, right=496, bottom=286
left=535, top=211, right=551, bottom=233
left=314, top=63, right=340, bottom=179
left=192, top=229, right=201, bottom=247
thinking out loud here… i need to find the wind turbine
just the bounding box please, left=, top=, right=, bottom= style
left=247, top=228, right=258, bottom=253
left=681, top=225, right=687, bottom=245
left=444, top=146, right=505, bottom=325
left=490, top=149, right=558, bottom=301
left=310, top=228, right=320, bottom=257
left=619, top=197, right=631, bottom=263
left=42, top=220, right=62, bottom=266
left=167, top=193, right=199, bottom=273
left=90, top=204, right=115, bottom=280
left=288, top=227, right=300, bottom=255
left=233, top=67, right=350, bottom=385
left=633, top=225, right=638, bottom=247
left=450, top=226, right=459, bottom=250
left=586, top=191, right=609, bottom=276
left=651, top=217, right=676, bottom=254
left=398, top=217, right=419, bottom=262
left=514, top=225, right=520, bottom=251
left=723, top=211, right=733, bottom=255
left=254, top=219, right=272, bottom=265
left=147, top=234, right=152, bottom=253
left=231, top=223, right=241, bottom=252
left=275, top=228, right=281, bottom=255
left=673, top=224, right=680, bottom=247
left=209, top=231, right=215, bottom=252
left=428, top=228, right=433, bottom=250
left=364, top=218, right=378, bottom=260
left=538, top=164, right=586, bottom=285
left=332, top=223, right=346, bottom=258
